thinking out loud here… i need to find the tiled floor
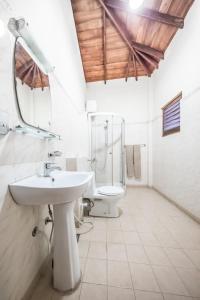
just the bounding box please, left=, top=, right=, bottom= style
left=30, top=187, right=200, bottom=300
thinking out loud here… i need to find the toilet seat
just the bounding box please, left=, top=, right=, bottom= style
left=97, top=186, right=124, bottom=196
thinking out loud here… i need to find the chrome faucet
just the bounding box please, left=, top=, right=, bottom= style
left=48, top=151, right=62, bottom=158
left=43, top=162, right=62, bottom=177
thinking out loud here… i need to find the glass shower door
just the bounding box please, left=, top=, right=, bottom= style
left=91, top=115, right=113, bottom=186
left=90, top=113, right=125, bottom=188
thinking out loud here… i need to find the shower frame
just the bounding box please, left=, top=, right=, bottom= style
left=88, top=112, right=126, bottom=187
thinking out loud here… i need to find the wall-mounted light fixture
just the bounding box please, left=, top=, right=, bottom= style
left=129, top=0, right=144, bottom=10
left=0, top=19, right=5, bottom=37
left=8, top=18, right=53, bottom=75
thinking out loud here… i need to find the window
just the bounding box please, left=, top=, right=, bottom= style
left=162, top=92, right=182, bottom=136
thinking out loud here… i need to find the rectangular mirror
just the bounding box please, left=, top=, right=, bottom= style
left=14, top=38, right=52, bottom=131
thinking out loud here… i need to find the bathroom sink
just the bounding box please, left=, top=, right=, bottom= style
left=9, top=171, right=93, bottom=293
left=9, top=171, right=93, bottom=206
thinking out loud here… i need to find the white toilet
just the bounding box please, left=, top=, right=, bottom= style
left=84, top=175, right=125, bottom=218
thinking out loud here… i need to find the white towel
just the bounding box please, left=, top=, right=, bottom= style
left=125, top=145, right=134, bottom=178
left=133, top=145, right=141, bottom=179
left=66, top=157, right=77, bottom=171
left=125, top=145, right=141, bottom=179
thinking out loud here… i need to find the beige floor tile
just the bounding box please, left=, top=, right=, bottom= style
left=136, top=221, right=158, bottom=233
left=130, top=263, right=160, bottom=292
left=88, top=242, right=107, bottom=259
left=121, top=219, right=136, bottom=231
left=177, top=237, right=200, bottom=250
left=90, top=229, right=107, bottom=242
left=80, top=258, right=86, bottom=275
left=144, top=246, right=171, bottom=266
left=78, top=240, right=90, bottom=258
left=107, top=218, right=122, bottom=231
left=139, top=232, right=160, bottom=246
left=176, top=267, right=200, bottom=297
left=183, top=249, right=200, bottom=269
left=164, top=248, right=194, bottom=268
left=123, top=231, right=141, bottom=245
left=93, top=218, right=107, bottom=230
left=135, top=290, right=163, bottom=300
left=107, top=230, right=124, bottom=243
left=126, top=245, right=149, bottom=264
left=83, top=258, right=107, bottom=285
left=163, top=294, right=195, bottom=300
left=108, top=286, right=135, bottom=300
left=107, top=243, right=127, bottom=261
left=30, top=278, right=52, bottom=300
left=79, top=231, right=91, bottom=241
left=154, top=231, right=180, bottom=248
left=152, top=266, right=189, bottom=296
left=51, top=284, right=81, bottom=300
left=108, top=260, right=132, bottom=288
left=80, top=283, right=107, bottom=300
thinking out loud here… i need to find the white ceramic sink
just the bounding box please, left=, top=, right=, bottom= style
left=9, top=171, right=93, bottom=205
left=9, top=171, right=93, bottom=292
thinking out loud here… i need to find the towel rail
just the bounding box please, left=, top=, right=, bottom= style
left=125, top=144, right=146, bottom=147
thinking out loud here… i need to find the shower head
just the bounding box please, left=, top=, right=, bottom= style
left=104, top=120, right=109, bottom=129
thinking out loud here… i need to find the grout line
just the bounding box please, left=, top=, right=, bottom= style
left=124, top=237, right=137, bottom=299
left=106, top=237, right=108, bottom=300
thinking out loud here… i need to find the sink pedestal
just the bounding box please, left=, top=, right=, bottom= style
left=53, top=201, right=81, bottom=292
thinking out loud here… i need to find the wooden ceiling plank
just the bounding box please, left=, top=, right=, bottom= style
left=135, top=50, right=159, bottom=68
left=21, top=64, right=34, bottom=85
left=103, top=9, right=107, bottom=84
left=105, top=0, right=184, bottom=28
left=96, top=0, right=150, bottom=75
left=132, top=54, right=138, bottom=81
left=132, top=40, right=164, bottom=60
left=31, top=64, right=37, bottom=89
left=37, top=66, right=44, bottom=91
left=125, top=51, right=131, bottom=82
left=16, top=60, right=33, bottom=78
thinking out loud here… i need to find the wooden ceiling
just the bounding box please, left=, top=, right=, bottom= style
left=15, top=42, right=49, bottom=90
left=71, top=0, right=194, bottom=82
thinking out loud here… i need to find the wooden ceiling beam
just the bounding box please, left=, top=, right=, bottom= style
left=106, top=5, right=158, bottom=69
left=31, top=65, right=37, bottom=89
left=136, top=50, right=159, bottom=69
left=125, top=52, right=132, bottom=82
left=97, top=0, right=151, bottom=75
left=21, top=64, right=34, bottom=85
left=105, top=0, right=184, bottom=28
left=38, top=67, right=44, bottom=91
left=16, top=60, right=33, bottom=78
left=132, top=41, right=164, bottom=60
left=103, top=9, right=107, bottom=84
left=132, top=54, right=138, bottom=81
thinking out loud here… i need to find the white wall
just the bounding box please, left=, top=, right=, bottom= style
left=0, top=1, right=87, bottom=299
left=86, top=78, right=152, bottom=186
left=151, top=0, right=200, bottom=220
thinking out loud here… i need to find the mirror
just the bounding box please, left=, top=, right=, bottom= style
left=14, top=38, right=52, bottom=131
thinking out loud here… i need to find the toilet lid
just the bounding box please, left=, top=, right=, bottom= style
left=97, top=186, right=124, bottom=196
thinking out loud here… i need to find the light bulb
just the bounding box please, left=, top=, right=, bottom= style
left=129, top=0, right=144, bottom=10
left=0, top=19, right=5, bottom=37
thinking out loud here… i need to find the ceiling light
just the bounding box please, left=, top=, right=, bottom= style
left=129, top=0, right=144, bottom=10
left=0, top=19, right=5, bottom=37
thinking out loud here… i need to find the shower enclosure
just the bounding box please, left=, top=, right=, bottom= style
left=89, top=113, right=125, bottom=187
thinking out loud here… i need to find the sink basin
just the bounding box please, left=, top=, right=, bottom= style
left=9, top=171, right=93, bottom=292
left=9, top=171, right=93, bottom=205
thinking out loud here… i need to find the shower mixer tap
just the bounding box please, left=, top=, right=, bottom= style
left=88, top=158, right=96, bottom=163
